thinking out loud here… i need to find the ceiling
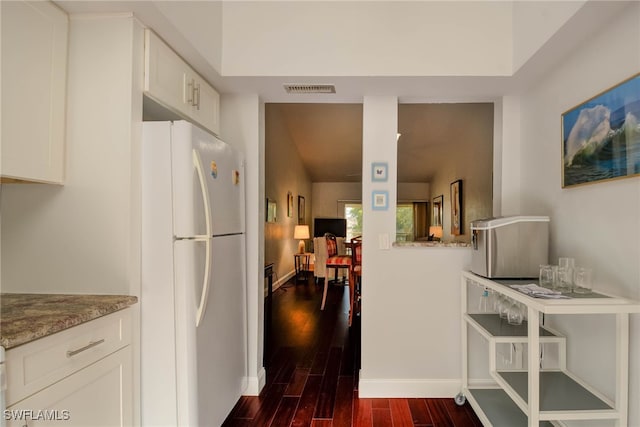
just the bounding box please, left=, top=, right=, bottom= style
left=53, top=1, right=631, bottom=183
left=268, top=102, right=494, bottom=183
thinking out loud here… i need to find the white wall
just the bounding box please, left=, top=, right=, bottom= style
left=153, top=1, right=222, bottom=73
left=360, top=96, right=475, bottom=396
left=517, top=3, right=640, bottom=424
left=220, top=94, right=265, bottom=395
left=511, top=1, right=585, bottom=72
left=264, top=105, right=313, bottom=285
left=222, top=2, right=512, bottom=77
left=397, top=183, right=429, bottom=202
left=312, top=182, right=362, bottom=219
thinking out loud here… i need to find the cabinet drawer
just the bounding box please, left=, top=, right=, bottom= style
left=6, top=309, right=132, bottom=406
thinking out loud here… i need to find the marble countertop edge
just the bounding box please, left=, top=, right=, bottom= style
left=393, top=241, right=471, bottom=248
left=1, top=293, right=138, bottom=350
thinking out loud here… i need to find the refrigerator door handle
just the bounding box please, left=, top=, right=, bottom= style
left=195, top=237, right=212, bottom=327
left=193, top=149, right=213, bottom=327
left=192, top=149, right=212, bottom=237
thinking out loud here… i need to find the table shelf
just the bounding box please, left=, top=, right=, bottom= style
left=465, top=313, right=562, bottom=343
left=494, top=371, right=615, bottom=420
left=466, top=388, right=555, bottom=427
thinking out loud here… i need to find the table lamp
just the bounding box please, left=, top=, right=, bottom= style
left=429, top=226, right=443, bottom=241
left=294, top=225, right=310, bottom=254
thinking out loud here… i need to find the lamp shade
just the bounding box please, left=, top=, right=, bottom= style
left=429, top=226, right=443, bottom=239
left=294, top=225, right=310, bottom=240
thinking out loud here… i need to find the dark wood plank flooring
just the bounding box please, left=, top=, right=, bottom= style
left=223, top=276, right=481, bottom=426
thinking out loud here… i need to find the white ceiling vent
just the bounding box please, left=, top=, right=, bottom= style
left=284, top=84, right=336, bottom=94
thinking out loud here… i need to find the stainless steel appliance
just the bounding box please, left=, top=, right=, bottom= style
left=470, top=216, right=550, bottom=279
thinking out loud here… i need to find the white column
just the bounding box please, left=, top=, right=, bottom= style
left=220, top=94, right=265, bottom=395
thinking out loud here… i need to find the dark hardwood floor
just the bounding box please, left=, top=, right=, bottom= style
left=223, top=275, right=481, bottom=426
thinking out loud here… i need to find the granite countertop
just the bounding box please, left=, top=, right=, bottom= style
left=0, top=293, right=138, bottom=349
left=393, top=241, right=471, bottom=248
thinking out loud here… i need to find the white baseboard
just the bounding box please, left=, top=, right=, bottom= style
left=244, top=367, right=266, bottom=396
left=358, top=378, right=462, bottom=398
left=272, top=270, right=295, bottom=292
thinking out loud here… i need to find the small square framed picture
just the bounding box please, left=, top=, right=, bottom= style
left=371, top=162, right=388, bottom=182
left=372, top=190, right=389, bottom=211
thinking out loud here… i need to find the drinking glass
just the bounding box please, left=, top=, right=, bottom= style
left=559, top=257, right=575, bottom=270
left=555, top=267, right=573, bottom=293
left=539, top=264, right=557, bottom=288
left=573, top=267, right=593, bottom=294
left=507, top=301, right=524, bottom=325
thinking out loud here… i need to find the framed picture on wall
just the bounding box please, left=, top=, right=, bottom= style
left=298, top=196, right=305, bottom=224
left=287, top=192, right=293, bottom=218
left=371, top=162, right=388, bottom=182
left=450, top=180, right=463, bottom=235
left=266, top=198, right=277, bottom=223
left=372, top=190, right=388, bottom=211
left=432, top=195, right=443, bottom=227
left=562, top=73, right=640, bottom=188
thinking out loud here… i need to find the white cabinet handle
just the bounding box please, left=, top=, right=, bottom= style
left=186, top=78, right=195, bottom=105
left=66, top=339, right=105, bottom=357
left=194, top=83, right=201, bottom=110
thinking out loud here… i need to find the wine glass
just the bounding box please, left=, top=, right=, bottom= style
left=498, top=295, right=510, bottom=320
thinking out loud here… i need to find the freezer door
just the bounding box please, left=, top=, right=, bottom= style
left=196, top=233, right=247, bottom=426
left=172, top=121, right=244, bottom=237
left=171, top=122, right=210, bottom=239
left=191, top=125, right=245, bottom=236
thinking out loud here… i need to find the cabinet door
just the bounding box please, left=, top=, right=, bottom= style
left=1, top=0, right=68, bottom=184
left=144, top=30, right=190, bottom=117
left=187, top=72, right=221, bottom=136
left=5, top=347, right=133, bottom=427
left=144, top=29, right=221, bottom=136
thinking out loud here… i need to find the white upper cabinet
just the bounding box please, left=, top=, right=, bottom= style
left=1, top=0, right=68, bottom=184
left=144, top=30, right=220, bottom=135
left=184, top=69, right=221, bottom=135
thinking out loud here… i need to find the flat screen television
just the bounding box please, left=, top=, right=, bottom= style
left=314, top=218, right=347, bottom=238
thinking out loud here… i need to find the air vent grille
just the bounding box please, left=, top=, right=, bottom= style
left=284, top=84, right=336, bottom=94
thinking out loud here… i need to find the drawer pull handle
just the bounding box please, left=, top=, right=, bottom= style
left=67, top=339, right=105, bottom=357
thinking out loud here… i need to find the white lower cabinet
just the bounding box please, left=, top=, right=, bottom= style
left=6, top=347, right=132, bottom=427
left=5, top=310, right=133, bottom=427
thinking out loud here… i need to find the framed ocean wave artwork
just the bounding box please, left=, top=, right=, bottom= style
left=562, top=73, right=640, bottom=188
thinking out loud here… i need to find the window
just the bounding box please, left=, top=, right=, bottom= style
left=344, top=202, right=421, bottom=242
left=345, top=203, right=363, bottom=241
left=395, top=204, right=415, bottom=242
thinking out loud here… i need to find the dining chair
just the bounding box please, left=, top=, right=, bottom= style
left=349, top=236, right=362, bottom=326
left=321, top=233, right=351, bottom=310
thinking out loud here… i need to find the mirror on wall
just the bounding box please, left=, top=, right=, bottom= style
left=397, top=103, right=494, bottom=243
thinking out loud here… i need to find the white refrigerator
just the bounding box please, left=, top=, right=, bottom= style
left=141, top=121, right=247, bottom=426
